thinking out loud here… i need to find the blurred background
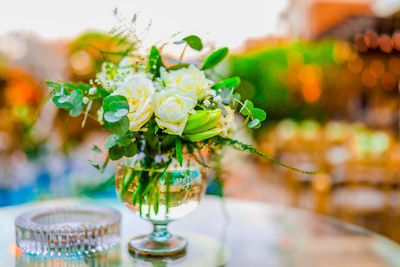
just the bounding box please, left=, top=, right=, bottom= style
left=2, top=0, right=400, bottom=242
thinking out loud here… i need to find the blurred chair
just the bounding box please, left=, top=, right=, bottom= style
left=330, top=160, right=394, bottom=233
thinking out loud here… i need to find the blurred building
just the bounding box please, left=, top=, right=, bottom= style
left=282, top=0, right=374, bottom=39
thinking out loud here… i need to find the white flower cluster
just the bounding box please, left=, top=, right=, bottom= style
left=99, top=60, right=217, bottom=135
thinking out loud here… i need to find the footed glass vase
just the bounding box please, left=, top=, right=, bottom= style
left=115, top=157, right=204, bottom=256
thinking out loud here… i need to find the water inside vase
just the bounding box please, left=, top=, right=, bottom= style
left=115, top=165, right=204, bottom=223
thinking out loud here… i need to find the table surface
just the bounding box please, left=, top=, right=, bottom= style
left=2, top=196, right=400, bottom=267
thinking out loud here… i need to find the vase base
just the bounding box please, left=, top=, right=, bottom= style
left=128, top=234, right=187, bottom=256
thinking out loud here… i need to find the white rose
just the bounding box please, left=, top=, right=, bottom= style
left=112, top=73, right=155, bottom=131
left=162, top=65, right=212, bottom=99
left=154, top=89, right=197, bottom=135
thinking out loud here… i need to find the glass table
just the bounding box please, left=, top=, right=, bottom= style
left=2, top=196, right=400, bottom=266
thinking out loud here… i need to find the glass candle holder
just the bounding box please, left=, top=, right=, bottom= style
left=15, top=205, right=121, bottom=256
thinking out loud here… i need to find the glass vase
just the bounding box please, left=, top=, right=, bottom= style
left=115, top=154, right=204, bottom=256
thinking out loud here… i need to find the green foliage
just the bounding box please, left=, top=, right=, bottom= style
left=240, top=100, right=254, bottom=116
left=215, top=136, right=321, bottom=174
left=109, top=145, right=126, bottom=160
left=167, top=63, right=189, bottom=71
left=52, top=89, right=83, bottom=117
left=237, top=99, right=266, bottom=128
left=88, top=159, right=101, bottom=170
left=212, top=77, right=241, bottom=90
left=182, top=35, right=203, bottom=51
left=103, top=95, right=129, bottom=123
left=175, top=137, right=183, bottom=167
left=91, top=145, right=102, bottom=154
left=102, top=95, right=130, bottom=135
left=148, top=46, right=164, bottom=79
left=201, top=47, right=229, bottom=70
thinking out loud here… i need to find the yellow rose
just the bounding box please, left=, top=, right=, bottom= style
left=162, top=65, right=212, bottom=99
left=112, top=73, right=155, bottom=131
left=154, top=89, right=197, bottom=135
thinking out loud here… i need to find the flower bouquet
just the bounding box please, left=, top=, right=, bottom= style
left=39, top=33, right=316, bottom=256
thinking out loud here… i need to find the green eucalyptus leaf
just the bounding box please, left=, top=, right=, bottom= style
left=251, top=108, right=266, bottom=121
left=240, top=100, right=254, bottom=116
left=53, top=95, right=73, bottom=109
left=104, top=134, right=118, bottom=149
left=167, top=64, right=189, bottom=71
left=117, top=134, right=132, bottom=147
left=91, top=145, right=102, bottom=154
left=248, top=119, right=261, bottom=129
left=104, top=111, right=122, bottom=123
left=212, top=77, right=241, bottom=90
left=201, top=47, right=229, bottom=70
left=109, top=145, right=126, bottom=161
left=103, top=95, right=129, bottom=112
left=69, top=102, right=83, bottom=117
left=105, top=116, right=130, bottom=135
left=175, top=137, right=183, bottom=167
left=183, top=35, right=203, bottom=51
left=124, top=142, right=138, bottom=157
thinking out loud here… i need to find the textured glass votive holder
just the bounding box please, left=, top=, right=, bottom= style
left=15, top=205, right=121, bottom=256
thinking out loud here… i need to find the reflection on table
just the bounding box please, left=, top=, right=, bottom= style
left=2, top=196, right=400, bottom=266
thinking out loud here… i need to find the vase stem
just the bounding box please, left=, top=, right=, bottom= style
left=151, top=223, right=171, bottom=243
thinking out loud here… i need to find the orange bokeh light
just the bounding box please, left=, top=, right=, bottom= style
left=361, top=69, right=377, bottom=88
left=381, top=72, right=397, bottom=91
left=302, top=82, right=321, bottom=103
left=389, top=57, right=400, bottom=75
left=370, top=60, right=385, bottom=78
left=347, top=56, right=363, bottom=74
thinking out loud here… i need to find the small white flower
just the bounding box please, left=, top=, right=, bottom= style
left=208, top=90, right=217, bottom=97
left=89, top=87, right=97, bottom=95
left=82, top=97, right=89, bottom=104
left=203, top=99, right=211, bottom=107
left=214, top=95, right=222, bottom=103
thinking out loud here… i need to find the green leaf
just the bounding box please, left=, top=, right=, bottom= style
left=175, top=137, right=183, bottom=167
left=201, top=47, right=229, bottom=70
left=183, top=35, right=203, bottom=51
left=104, top=134, right=118, bottom=149
left=68, top=89, right=84, bottom=117
left=251, top=108, right=266, bottom=121
left=116, top=134, right=132, bottom=147
left=103, top=95, right=129, bottom=113
left=109, top=145, right=126, bottom=161
left=91, top=145, right=102, bottom=154
left=105, top=116, right=130, bottom=135
left=212, top=77, right=241, bottom=90
left=87, top=160, right=100, bottom=170
left=173, top=40, right=186, bottom=45
left=240, top=100, right=254, bottom=116
left=53, top=95, right=73, bottom=110
left=230, top=93, right=241, bottom=109
left=248, top=119, right=261, bottom=129
left=167, top=64, right=189, bottom=71
left=124, top=142, right=138, bottom=157
left=46, top=81, right=61, bottom=88
left=103, top=95, right=130, bottom=125
left=148, top=46, right=164, bottom=79
left=219, top=87, right=233, bottom=106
